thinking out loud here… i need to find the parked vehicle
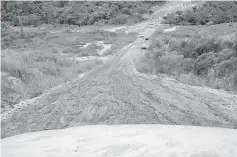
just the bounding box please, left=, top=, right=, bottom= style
left=140, top=34, right=144, bottom=38
left=145, top=36, right=149, bottom=40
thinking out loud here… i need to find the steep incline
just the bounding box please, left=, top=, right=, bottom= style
left=1, top=2, right=237, bottom=138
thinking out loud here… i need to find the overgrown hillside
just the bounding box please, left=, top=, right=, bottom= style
left=136, top=22, right=237, bottom=92
left=163, top=1, right=237, bottom=25
left=136, top=1, right=237, bottom=92
left=1, top=1, right=165, bottom=27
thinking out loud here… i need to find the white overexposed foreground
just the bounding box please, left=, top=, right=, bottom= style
left=2, top=125, right=237, bottom=157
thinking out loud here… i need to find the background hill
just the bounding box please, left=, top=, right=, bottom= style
left=163, top=1, right=237, bottom=25
left=1, top=1, right=165, bottom=27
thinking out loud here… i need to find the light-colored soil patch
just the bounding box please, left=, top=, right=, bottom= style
left=164, top=26, right=178, bottom=33
left=96, top=41, right=112, bottom=55
left=67, top=56, right=110, bottom=62
left=105, top=26, right=126, bottom=32
left=78, top=43, right=91, bottom=48
left=98, top=44, right=112, bottom=55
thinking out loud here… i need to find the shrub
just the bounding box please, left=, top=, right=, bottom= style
left=233, top=43, right=237, bottom=52
left=108, top=14, right=129, bottom=25
left=12, top=15, right=20, bottom=26
left=222, top=40, right=234, bottom=49
left=130, top=13, right=145, bottom=23
left=63, top=48, right=73, bottom=53
left=163, top=36, right=171, bottom=45
left=195, top=38, right=222, bottom=55
left=181, top=58, right=195, bottom=73
left=215, top=57, right=237, bottom=77
left=149, top=38, right=162, bottom=50
left=194, top=52, right=215, bottom=75
left=122, top=8, right=132, bottom=15
left=169, top=39, right=181, bottom=51
left=181, top=41, right=196, bottom=58
left=1, top=60, right=32, bottom=83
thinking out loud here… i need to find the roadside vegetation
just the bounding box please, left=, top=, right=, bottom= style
left=136, top=1, right=237, bottom=92
left=1, top=1, right=165, bottom=27
left=163, top=1, right=237, bottom=25
left=136, top=22, right=237, bottom=92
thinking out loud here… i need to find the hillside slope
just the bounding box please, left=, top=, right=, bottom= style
left=1, top=1, right=237, bottom=138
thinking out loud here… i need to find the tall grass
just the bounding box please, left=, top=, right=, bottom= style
left=1, top=51, right=103, bottom=110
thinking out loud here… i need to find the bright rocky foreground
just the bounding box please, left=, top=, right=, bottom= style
left=1, top=1, right=237, bottom=139
left=2, top=125, right=237, bottom=157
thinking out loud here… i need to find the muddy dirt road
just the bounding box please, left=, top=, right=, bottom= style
left=1, top=2, right=237, bottom=138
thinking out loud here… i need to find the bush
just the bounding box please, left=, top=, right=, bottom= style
left=130, top=14, right=145, bottom=23
left=181, top=40, right=197, bottom=58
left=180, top=38, right=223, bottom=58
left=12, top=15, right=20, bottom=26
left=194, top=38, right=222, bottom=57
left=108, top=14, right=129, bottom=25
left=1, top=60, right=32, bottom=83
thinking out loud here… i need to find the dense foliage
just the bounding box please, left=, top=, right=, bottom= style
left=1, top=1, right=165, bottom=26
left=136, top=22, right=237, bottom=91
left=163, top=1, right=237, bottom=25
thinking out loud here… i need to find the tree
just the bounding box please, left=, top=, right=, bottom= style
left=183, top=10, right=195, bottom=24
left=166, top=13, right=176, bottom=26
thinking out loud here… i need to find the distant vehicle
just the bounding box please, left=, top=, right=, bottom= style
left=140, top=34, right=144, bottom=38
left=141, top=43, right=148, bottom=49
left=149, top=24, right=154, bottom=28
left=145, top=36, right=149, bottom=40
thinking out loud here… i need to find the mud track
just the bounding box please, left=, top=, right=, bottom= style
left=1, top=3, right=237, bottom=138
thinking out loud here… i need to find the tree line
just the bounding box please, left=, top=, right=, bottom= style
left=1, top=1, right=165, bottom=27
left=163, top=1, right=237, bottom=25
